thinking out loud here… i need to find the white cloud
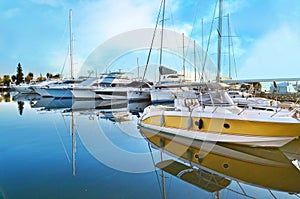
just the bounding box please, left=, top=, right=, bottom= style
left=2, top=8, right=20, bottom=19
left=70, top=0, right=159, bottom=75
left=29, top=0, right=64, bottom=7
left=238, top=23, right=300, bottom=79
left=223, top=0, right=249, bottom=15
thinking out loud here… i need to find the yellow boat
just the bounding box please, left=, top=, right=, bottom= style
left=140, top=127, right=300, bottom=194
left=139, top=90, right=300, bottom=147
left=156, top=159, right=231, bottom=193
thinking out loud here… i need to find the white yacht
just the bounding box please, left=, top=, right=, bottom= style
left=12, top=79, right=58, bottom=94
left=93, top=72, right=133, bottom=100
left=33, top=78, right=83, bottom=98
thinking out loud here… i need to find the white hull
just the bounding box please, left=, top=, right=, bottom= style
left=33, top=87, right=52, bottom=97
left=127, top=89, right=150, bottom=102
left=95, top=87, right=128, bottom=100
left=150, top=89, right=174, bottom=104
left=45, top=88, right=73, bottom=99
left=13, top=85, right=35, bottom=94
left=70, top=87, right=98, bottom=99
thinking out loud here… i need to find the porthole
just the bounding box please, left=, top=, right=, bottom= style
left=223, top=163, right=229, bottom=169
left=223, top=123, right=230, bottom=129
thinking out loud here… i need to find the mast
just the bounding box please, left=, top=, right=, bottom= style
left=201, top=18, right=204, bottom=81
left=227, top=13, right=231, bottom=79
left=182, top=33, right=185, bottom=80
left=158, top=0, right=166, bottom=82
left=71, top=111, right=76, bottom=176
left=69, top=9, right=74, bottom=79
left=216, top=0, right=223, bottom=82
left=194, top=40, right=197, bottom=81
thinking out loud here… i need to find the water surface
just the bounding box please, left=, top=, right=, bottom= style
left=0, top=92, right=299, bottom=199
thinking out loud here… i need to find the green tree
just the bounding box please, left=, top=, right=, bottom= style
left=11, top=75, right=16, bottom=83
left=52, top=73, right=60, bottom=79
left=3, top=75, right=11, bottom=86
left=18, top=101, right=24, bottom=115
left=36, top=73, right=46, bottom=82
left=46, top=73, right=52, bottom=79
left=25, top=72, right=34, bottom=83
left=16, top=63, right=24, bottom=85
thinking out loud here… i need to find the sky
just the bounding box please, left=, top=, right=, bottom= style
left=1, top=0, right=300, bottom=80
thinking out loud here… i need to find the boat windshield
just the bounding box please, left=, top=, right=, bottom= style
left=199, top=91, right=234, bottom=106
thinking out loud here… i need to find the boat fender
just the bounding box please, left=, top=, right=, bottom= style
left=160, top=112, right=165, bottom=126
left=186, top=149, right=193, bottom=162
left=159, top=138, right=165, bottom=148
left=195, top=118, right=203, bottom=129
left=195, top=154, right=204, bottom=163
left=186, top=117, right=193, bottom=129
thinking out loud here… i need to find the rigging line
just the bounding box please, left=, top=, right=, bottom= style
left=60, top=45, right=70, bottom=78
left=236, top=180, right=247, bottom=196
left=53, top=115, right=71, bottom=163
left=142, top=0, right=164, bottom=84
left=147, top=142, right=164, bottom=199
left=184, top=1, right=202, bottom=59
left=268, top=189, right=277, bottom=199
left=226, top=1, right=238, bottom=79
left=61, top=112, right=70, bottom=134
left=229, top=31, right=238, bottom=79
left=168, top=4, right=182, bottom=58
left=166, top=176, right=173, bottom=198
left=168, top=7, right=186, bottom=66
left=224, top=187, right=256, bottom=199
left=201, top=0, right=218, bottom=82
left=159, top=0, right=166, bottom=83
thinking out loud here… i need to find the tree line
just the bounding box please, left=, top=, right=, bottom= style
left=0, top=63, right=61, bottom=86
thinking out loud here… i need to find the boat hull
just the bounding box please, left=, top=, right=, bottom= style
left=95, top=88, right=128, bottom=100
left=127, top=89, right=150, bottom=102
left=139, top=108, right=300, bottom=147
left=71, top=87, right=99, bottom=99
left=150, top=89, right=174, bottom=104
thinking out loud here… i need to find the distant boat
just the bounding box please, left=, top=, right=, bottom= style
left=11, top=79, right=58, bottom=94
left=150, top=72, right=187, bottom=104
left=93, top=72, right=151, bottom=101
left=33, top=78, right=84, bottom=98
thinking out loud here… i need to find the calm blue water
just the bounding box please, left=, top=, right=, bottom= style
left=0, top=92, right=299, bottom=199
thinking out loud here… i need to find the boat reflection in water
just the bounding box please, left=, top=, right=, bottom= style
left=8, top=93, right=300, bottom=198
left=139, top=126, right=300, bottom=197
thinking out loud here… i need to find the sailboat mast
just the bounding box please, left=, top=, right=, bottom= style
left=194, top=40, right=197, bottom=81
left=71, top=111, right=76, bottom=176
left=69, top=9, right=74, bottom=79
left=159, top=0, right=166, bottom=82
left=216, top=0, right=223, bottom=82
left=182, top=33, right=185, bottom=80
left=227, top=13, right=232, bottom=79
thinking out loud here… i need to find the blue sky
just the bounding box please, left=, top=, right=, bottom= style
left=1, top=0, right=300, bottom=79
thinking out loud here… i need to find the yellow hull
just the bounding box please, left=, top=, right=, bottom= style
left=141, top=128, right=300, bottom=194
left=141, top=115, right=300, bottom=137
